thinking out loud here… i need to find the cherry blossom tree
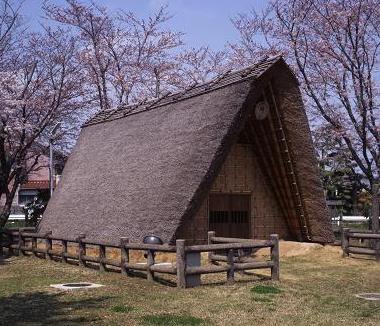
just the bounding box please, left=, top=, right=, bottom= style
left=173, top=46, right=229, bottom=87
left=0, top=1, right=86, bottom=227
left=43, top=0, right=183, bottom=108
left=141, top=46, right=229, bottom=99
left=231, top=0, right=380, bottom=231
left=43, top=1, right=235, bottom=103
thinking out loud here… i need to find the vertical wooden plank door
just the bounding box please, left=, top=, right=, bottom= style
left=209, top=194, right=251, bottom=238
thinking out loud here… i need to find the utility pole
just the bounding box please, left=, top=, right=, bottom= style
left=49, top=123, right=61, bottom=198
left=154, top=67, right=160, bottom=98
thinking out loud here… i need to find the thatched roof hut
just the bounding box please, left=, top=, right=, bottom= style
left=38, top=55, right=334, bottom=244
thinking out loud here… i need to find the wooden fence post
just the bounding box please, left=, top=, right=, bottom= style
left=44, top=231, right=52, bottom=260
left=0, top=230, right=4, bottom=256
left=7, top=230, right=13, bottom=256
left=18, top=228, right=25, bottom=257
left=120, top=237, right=129, bottom=275
left=176, top=239, right=186, bottom=288
left=207, top=231, right=215, bottom=264
left=76, top=233, right=86, bottom=267
left=341, top=228, right=350, bottom=257
left=227, top=248, right=235, bottom=283
left=7, top=231, right=15, bottom=256
left=146, top=250, right=155, bottom=282
left=32, top=237, right=37, bottom=257
left=99, top=244, right=106, bottom=272
left=61, top=240, right=68, bottom=263
left=270, top=234, right=279, bottom=281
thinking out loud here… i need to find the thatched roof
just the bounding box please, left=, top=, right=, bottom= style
left=38, top=55, right=334, bottom=244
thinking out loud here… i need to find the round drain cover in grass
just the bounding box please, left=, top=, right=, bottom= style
left=355, top=293, right=380, bottom=301
left=62, top=283, right=93, bottom=287
left=50, top=282, right=103, bottom=290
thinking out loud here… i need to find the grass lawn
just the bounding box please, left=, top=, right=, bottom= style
left=0, top=244, right=379, bottom=326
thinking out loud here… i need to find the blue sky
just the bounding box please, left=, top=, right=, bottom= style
left=22, top=0, right=266, bottom=50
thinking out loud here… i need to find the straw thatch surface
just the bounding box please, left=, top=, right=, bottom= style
left=38, top=55, right=334, bottom=244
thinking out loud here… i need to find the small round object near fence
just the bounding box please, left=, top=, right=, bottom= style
left=143, top=235, right=163, bottom=245
left=355, top=293, right=380, bottom=301
left=143, top=235, right=163, bottom=258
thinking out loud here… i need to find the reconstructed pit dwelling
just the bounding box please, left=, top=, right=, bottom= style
left=39, top=55, right=334, bottom=245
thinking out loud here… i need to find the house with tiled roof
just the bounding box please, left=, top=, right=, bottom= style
left=2, top=154, right=65, bottom=223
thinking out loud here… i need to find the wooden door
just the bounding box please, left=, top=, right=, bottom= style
left=209, top=194, right=251, bottom=238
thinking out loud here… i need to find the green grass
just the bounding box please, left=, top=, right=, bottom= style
left=111, top=305, right=134, bottom=313
left=251, top=285, right=282, bottom=294
left=0, top=245, right=379, bottom=325
left=141, top=314, right=204, bottom=326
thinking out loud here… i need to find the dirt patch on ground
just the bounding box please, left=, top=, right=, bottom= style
left=279, top=241, right=324, bottom=257
left=253, top=240, right=325, bottom=258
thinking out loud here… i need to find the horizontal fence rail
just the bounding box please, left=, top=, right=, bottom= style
left=0, top=228, right=279, bottom=288
left=341, top=228, right=380, bottom=262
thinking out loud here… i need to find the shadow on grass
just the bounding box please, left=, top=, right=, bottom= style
left=238, top=271, right=272, bottom=279
left=348, top=254, right=378, bottom=262
left=0, top=291, right=109, bottom=325
left=200, top=271, right=271, bottom=287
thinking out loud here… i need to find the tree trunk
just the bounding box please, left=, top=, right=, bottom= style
left=0, top=184, right=19, bottom=229
left=0, top=170, right=22, bottom=228
left=371, top=183, right=379, bottom=232
left=0, top=202, right=12, bottom=228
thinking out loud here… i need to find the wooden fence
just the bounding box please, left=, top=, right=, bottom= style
left=341, top=228, right=380, bottom=262
left=0, top=228, right=279, bottom=288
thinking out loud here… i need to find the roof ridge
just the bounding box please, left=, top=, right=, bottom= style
left=83, top=54, right=283, bottom=128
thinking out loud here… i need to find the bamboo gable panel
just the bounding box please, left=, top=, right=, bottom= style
left=177, top=143, right=290, bottom=243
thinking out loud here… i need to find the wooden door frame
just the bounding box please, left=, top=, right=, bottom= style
left=207, top=192, right=252, bottom=238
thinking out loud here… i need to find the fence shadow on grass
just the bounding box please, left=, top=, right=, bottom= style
left=200, top=271, right=271, bottom=287
left=0, top=291, right=110, bottom=325
left=347, top=254, right=378, bottom=262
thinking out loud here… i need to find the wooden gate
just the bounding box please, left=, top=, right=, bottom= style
left=209, top=194, right=251, bottom=238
